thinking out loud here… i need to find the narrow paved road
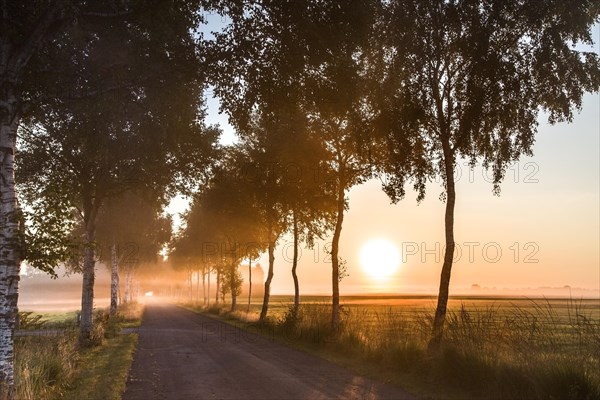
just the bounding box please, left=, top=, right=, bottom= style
left=123, top=302, right=416, bottom=400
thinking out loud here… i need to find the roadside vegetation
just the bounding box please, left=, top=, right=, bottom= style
left=14, top=303, right=142, bottom=400
left=187, top=297, right=600, bottom=400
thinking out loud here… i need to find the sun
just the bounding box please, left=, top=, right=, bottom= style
left=359, top=239, right=401, bottom=279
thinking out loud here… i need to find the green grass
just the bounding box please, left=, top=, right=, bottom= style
left=15, top=303, right=143, bottom=400
left=63, top=333, right=137, bottom=400
left=17, top=311, right=79, bottom=331
left=185, top=296, right=600, bottom=400
left=37, top=311, right=79, bottom=326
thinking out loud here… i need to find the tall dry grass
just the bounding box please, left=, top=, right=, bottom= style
left=14, top=303, right=143, bottom=399
left=15, top=330, right=80, bottom=400
left=266, top=298, right=600, bottom=399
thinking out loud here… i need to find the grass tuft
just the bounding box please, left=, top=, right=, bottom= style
left=15, top=330, right=79, bottom=399
left=15, top=303, right=142, bottom=400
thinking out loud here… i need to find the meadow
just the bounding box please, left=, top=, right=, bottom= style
left=197, top=294, right=600, bottom=399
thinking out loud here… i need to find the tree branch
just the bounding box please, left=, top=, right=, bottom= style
left=61, top=82, right=135, bottom=101
left=80, top=10, right=134, bottom=18
left=10, top=1, right=66, bottom=73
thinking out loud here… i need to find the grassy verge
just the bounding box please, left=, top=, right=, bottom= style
left=15, top=331, right=79, bottom=399
left=17, top=311, right=79, bottom=331
left=64, top=333, right=137, bottom=400
left=15, top=302, right=143, bottom=400
left=184, top=300, right=600, bottom=400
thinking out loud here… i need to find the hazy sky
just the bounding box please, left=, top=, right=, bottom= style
left=228, top=91, right=599, bottom=296
left=173, top=20, right=600, bottom=296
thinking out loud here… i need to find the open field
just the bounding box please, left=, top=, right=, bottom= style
left=214, top=294, right=600, bottom=336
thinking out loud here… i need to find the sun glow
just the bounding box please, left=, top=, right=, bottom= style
left=359, top=239, right=401, bottom=279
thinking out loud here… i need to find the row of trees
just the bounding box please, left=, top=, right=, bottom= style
left=1, top=0, right=598, bottom=397
left=171, top=125, right=335, bottom=317
left=14, top=2, right=218, bottom=344
left=185, top=0, right=600, bottom=347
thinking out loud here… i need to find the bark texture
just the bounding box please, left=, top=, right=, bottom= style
left=80, top=203, right=98, bottom=345
left=110, top=242, right=119, bottom=316
left=0, top=5, right=64, bottom=391
left=0, top=83, right=20, bottom=398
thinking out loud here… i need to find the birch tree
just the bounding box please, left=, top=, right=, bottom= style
left=15, top=7, right=216, bottom=347
left=0, top=1, right=216, bottom=391
left=17, top=96, right=210, bottom=345
left=236, top=120, right=293, bottom=321
left=309, top=115, right=373, bottom=330
left=95, top=191, right=171, bottom=316
left=373, top=0, right=600, bottom=346
left=0, top=2, right=137, bottom=392
left=170, top=224, right=210, bottom=305
left=285, top=132, right=335, bottom=314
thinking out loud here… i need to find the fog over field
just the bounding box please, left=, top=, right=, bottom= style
left=19, top=267, right=111, bottom=312
left=18, top=263, right=598, bottom=313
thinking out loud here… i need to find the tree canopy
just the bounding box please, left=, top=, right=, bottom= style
left=14, top=0, right=218, bottom=347
left=372, top=0, right=600, bottom=344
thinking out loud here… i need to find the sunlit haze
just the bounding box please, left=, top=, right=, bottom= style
left=155, top=89, right=600, bottom=298
left=360, top=239, right=401, bottom=280
left=159, top=20, right=600, bottom=298
left=19, top=23, right=600, bottom=310
left=120, top=38, right=600, bottom=300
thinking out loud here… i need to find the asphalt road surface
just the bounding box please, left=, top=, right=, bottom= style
left=123, top=302, right=416, bottom=400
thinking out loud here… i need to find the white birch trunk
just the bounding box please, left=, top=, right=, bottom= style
left=207, top=267, right=211, bottom=306
left=196, top=269, right=200, bottom=303
left=259, top=238, right=275, bottom=321
left=230, top=260, right=237, bottom=312
left=189, top=268, right=193, bottom=302
left=202, top=266, right=206, bottom=305
left=247, top=259, right=252, bottom=312
left=80, top=215, right=97, bottom=345
left=0, top=5, right=64, bottom=393
left=133, top=280, right=139, bottom=300
left=124, top=269, right=132, bottom=304
left=215, top=269, right=220, bottom=305
left=0, top=87, right=20, bottom=397
left=110, top=242, right=119, bottom=316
